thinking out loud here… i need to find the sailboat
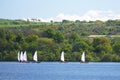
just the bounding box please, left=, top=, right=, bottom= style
left=18, top=51, right=20, bottom=62
left=23, top=51, right=27, bottom=62
left=60, top=51, right=67, bottom=63
left=20, top=51, right=24, bottom=62
left=33, top=51, right=38, bottom=62
left=18, top=51, right=28, bottom=63
left=81, top=52, right=87, bottom=63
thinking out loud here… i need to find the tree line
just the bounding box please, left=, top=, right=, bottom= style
left=0, top=19, right=120, bottom=62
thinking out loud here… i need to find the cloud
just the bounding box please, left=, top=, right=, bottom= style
left=25, top=10, right=120, bottom=22
left=80, top=10, right=113, bottom=21
left=54, top=14, right=80, bottom=21
left=53, top=10, right=120, bottom=22
left=40, top=17, right=54, bottom=22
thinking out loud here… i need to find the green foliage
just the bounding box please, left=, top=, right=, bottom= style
left=113, top=41, right=120, bottom=55
left=101, top=53, right=120, bottom=62
left=15, top=34, right=24, bottom=43
left=0, top=19, right=120, bottom=62
left=93, top=37, right=112, bottom=53
left=44, top=28, right=55, bottom=38
left=69, top=32, right=80, bottom=43
left=62, top=42, right=72, bottom=53
left=53, top=31, right=64, bottom=43
left=25, top=34, right=39, bottom=43
left=73, top=41, right=89, bottom=52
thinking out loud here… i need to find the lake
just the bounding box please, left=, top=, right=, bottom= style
left=0, top=62, right=120, bottom=80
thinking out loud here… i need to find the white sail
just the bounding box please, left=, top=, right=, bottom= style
left=81, top=52, right=85, bottom=62
left=20, top=51, right=24, bottom=62
left=61, top=51, right=65, bottom=62
left=33, top=51, right=38, bottom=62
left=18, top=51, right=20, bottom=62
left=23, top=51, right=27, bottom=62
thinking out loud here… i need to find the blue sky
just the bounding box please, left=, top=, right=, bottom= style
left=0, top=0, right=120, bottom=21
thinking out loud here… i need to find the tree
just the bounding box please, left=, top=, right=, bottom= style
left=6, top=32, right=16, bottom=42
left=15, top=33, right=24, bottom=43
left=113, top=41, right=120, bottom=55
left=101, top=53, right=120, bottom=62
left=0, top=28, right=6, bottom=40
left=50, top=20, right=53, bottom=26
left=69, top=32, right=80, bottom=43
left=62, top=43, right=72, bottom=53
left=44, top=28, right=55, bottom=38
left=72, top=41, right=89, bottom=52
left=53, top=32, right=64, bottom=43
left=25, top=34, right=39, bottom=43
left=27, top=42, right=38, bottom=53
left=93, top=37, right=112, bottom=53
left=0, top=39, right=9, bottom=52
left=81, top=31, right=89, bottom=36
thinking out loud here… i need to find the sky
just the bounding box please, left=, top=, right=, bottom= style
left=0, top=0, right=120, bottom=22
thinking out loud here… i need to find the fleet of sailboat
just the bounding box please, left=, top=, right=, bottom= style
left=18, top=50, right=39, bottom=63
left=17, top=50, right=88, bottom=63
left=18, top=51, right=27, bottom=62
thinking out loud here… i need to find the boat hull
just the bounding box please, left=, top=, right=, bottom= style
left=81, top=61, right=88, bottom=63
left=32, top=61, right=40, bottom=63
left=60, top=61, right=68, bottom=64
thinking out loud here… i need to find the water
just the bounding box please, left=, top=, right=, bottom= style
left=0, top=62, right=120, bottom=80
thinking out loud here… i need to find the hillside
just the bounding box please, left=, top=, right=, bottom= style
left=0, top=18, right=120, bottom=62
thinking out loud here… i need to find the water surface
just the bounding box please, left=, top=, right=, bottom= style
left=0, top=62, right=120, bottom=80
